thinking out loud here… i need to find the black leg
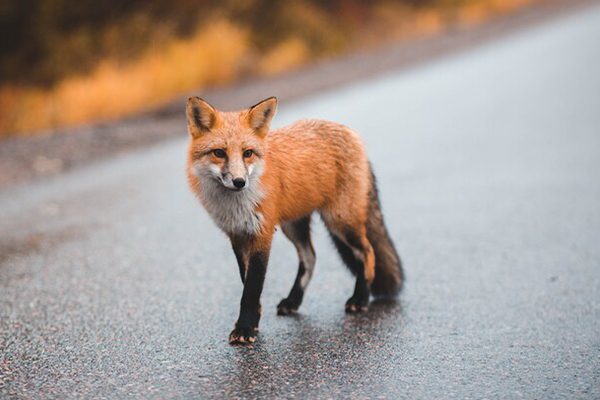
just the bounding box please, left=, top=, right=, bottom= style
left=277, top=217, right=315, bottom=315
left=346, top=261, right=370, bottom=313
left=277, top=261, right=307, bottom=315
left=231, top=240, right=247, bottom=283
left=329, top=233, right=371, bottom=313
left=229, top=250, right=269, bottom=344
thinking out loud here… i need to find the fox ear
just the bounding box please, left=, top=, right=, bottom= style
left=246, top=97, right=277, bottom=136
left=187, top=97, right=216, bottom=138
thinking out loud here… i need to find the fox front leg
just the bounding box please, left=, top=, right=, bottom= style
left=231, top=238, right=248, bottom=283
left=229, top=247, right=270, bottom=344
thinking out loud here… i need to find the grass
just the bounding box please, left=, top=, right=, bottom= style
left=0, top=19, right=249, bottom=134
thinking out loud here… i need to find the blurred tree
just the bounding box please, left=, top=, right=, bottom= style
left=1, top=0, right=456, bottom=86
left=0, top=0, right=214, bottom=86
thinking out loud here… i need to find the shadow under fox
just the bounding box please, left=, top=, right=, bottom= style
left=186, top=97, right=403, bottom=344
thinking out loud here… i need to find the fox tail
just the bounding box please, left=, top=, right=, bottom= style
left=366, top=165, right=404, bottom=297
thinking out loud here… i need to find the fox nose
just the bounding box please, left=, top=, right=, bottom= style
left=233, top=178, right=246, bottom=189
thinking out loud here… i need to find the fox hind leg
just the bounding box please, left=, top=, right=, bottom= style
left=277, top=215, right=316, bottom=315
left=323, top=216, right=375, bottom=313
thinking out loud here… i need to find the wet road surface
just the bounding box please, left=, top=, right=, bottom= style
left=1, top=4, right=599, bottom=399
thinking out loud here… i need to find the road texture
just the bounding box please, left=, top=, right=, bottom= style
left=1, top=4, right=599, bottom=400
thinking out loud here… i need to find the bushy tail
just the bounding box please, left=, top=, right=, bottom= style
left=367, top=166, right=404, bottom=297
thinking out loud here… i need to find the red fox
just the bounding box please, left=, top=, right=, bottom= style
left=186, top=96, right=403, bottom=344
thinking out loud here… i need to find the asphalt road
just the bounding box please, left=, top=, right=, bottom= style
left=1, top=4, right=599, bottom=400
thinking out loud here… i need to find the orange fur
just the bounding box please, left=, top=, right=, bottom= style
left=187, top=101, right=372, bottom=267
left=185, top=97, right=402, bottom=343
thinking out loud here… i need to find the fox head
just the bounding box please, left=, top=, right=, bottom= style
left=186, top=97, right=277, bottom=192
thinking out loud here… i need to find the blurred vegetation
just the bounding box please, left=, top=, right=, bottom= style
left=0, top=0, right=551, bottom=135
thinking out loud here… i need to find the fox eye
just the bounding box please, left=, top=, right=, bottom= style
left=213, top=149, right=226, bottom=158
left=243, top=149, right=254, bottom=158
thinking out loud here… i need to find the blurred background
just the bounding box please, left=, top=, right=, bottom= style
left=0, top=0, right=555, bottom=137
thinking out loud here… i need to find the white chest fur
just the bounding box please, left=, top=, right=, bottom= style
left=197, top=177, right=264, bottom=236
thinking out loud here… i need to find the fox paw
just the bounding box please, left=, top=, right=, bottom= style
left=277, top=298, right=300, bottom=316
left=229, top=326, right=256, bottom=344
left=345, top=296, right=369, bottom=313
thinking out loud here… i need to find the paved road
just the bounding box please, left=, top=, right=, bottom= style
left=1, top=5, right=599, bottom=400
